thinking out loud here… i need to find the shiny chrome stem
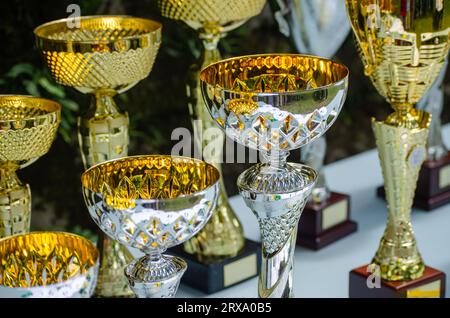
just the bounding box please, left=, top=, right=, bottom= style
left=416, top=60, right=448, bottom=161
left=238, top=151, right=316, bottom=298
left=258, top=225, right=298, bottom=297
left=125, top=253, right=187, bottom=298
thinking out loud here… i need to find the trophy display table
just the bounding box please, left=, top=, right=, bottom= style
left=171, top=123, right=450, bottom=298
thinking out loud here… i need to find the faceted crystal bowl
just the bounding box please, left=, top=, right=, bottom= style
left=34, top=16, right=162, bottom=94
left=0, top=95, right=61, bottom=166
left=81, top=155, right=220, bottom=254
left=200, top=54, right=349, bottom=151
left=0, top=232, right=99, bottom=298
left=158, top=0, right=266, bottom=32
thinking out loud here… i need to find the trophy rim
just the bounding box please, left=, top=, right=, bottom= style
left=0, top=231, right=99, bottom=289
left=199, top=53, right=349, bottom=96
left=81, top=154, right=221, bottom=205
left=0, top=94, right=61, bottom=127
left=34, top=15, right=162, bottom=53
left=158, top=0, right=266, bottom=25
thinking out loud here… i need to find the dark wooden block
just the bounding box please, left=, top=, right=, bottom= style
left=349, top=265, right=446, bottom=298
left=297, top=192, right=358, bottom=250
left=169, top=239, right=261, bottom=294
left=377, top=153, right=450, bottom=211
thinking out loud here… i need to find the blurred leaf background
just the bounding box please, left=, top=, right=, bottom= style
left=0, top=0, right=449, bottom=236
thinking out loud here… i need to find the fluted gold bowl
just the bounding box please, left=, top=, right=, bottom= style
left=0, top=232, right=99, bottom=298
left=34, top=16, right=162, bottom=94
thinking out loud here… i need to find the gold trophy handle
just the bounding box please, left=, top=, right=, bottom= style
left=0, top=164, right=31, bottom=238
left=77, top=89, right=134, bottom=297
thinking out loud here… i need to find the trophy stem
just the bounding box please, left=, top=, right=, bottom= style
left=77, top=89, right=129, bottom=169
left=238, top=151, right=316, bottom=298
left=78, top=89, right=132, bottom=297
left=182, top=33, right=245, bottom=259
left=0, top=163, right=31, bottom=238
left=125, top=253, right=187, bottom=298
left=371, top=111, right=430, bottom=281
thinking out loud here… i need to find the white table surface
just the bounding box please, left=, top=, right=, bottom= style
left=175, top=125, right=450, bottom=298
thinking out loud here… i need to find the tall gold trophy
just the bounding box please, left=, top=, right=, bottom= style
left=158, top=0, right=266, bottom=293
left=34, top=16, right=162, bottom=297
left=346, top=0, right=450, bottom=298
left=0, top=96, right=60, bottom=238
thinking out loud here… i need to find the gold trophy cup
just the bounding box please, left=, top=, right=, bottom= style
left=157, top=0, right=266, bottom=293
left=0, top=232, right=99, bottom=297
left=346, top=0, right=450, bottom=298
left=0, top=95, right=60, bottom=238
left=34, top=16, right=162, bottom=297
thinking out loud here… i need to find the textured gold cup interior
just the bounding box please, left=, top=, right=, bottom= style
left=158, top=0, right=266, bottom=31
left=0, top=95, right=60, bottom=163
left=82, top=155, right=220, bottom=208
left=346, top=0, right=450, bottom=110
left=34, top=16, right=162, bottom=92
left=0, top=232, right=98, bottom=288
left=201, top=54, right=348, bottom=94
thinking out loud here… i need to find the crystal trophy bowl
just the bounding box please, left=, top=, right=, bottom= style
left=81, top=155, right=220, bottom=297
left=0, top=95, right=60, bottom=237
left=0, top=232, right=99, bottom=298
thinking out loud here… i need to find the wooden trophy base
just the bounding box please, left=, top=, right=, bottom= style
left=297, top=192, right=358, bottom=250
left=169, top=239, right=261, bottom=294
left=349, top=265, right=446, bottom=298
left=377, top=153, right=450, bottom=211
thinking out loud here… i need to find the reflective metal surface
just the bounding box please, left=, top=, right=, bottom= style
left=346, top=0, right=450, bottom=281
left=0, top=96, right=60, bottom=238
left=0, top=232, right=99, bottom=298
left=35, top=15, right=162, bottom=297
left=82, top=155, right=220, bottom=297
left=200, top=54, right=349, bottom=297
left=158, top=0, right=265, bottom=260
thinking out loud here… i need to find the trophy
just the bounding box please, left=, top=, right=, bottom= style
left=0, top=232, right=99, bottom=298
left=158, top=0, right=266, bottom=293
left=200, top=54, right=349, bottom=297
left=81, top=155, right=220, bottom=297
left=275, top=0, right=356, bottom=250
left=346, top=0, right=449, bottom=297
left=34, top=16, right=162, bottom=297
left=379, top=61, right=450, bottom=210
left=0, top=95, right=60, bottom=238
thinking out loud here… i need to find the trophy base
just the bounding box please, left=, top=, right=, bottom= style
left=169, top=239, right=261, bottom=294
left=377, top=153, right=450, bottom=211
left=297, top=192, right=357, bottom=250
left=349, top=265, right=446, bottom=298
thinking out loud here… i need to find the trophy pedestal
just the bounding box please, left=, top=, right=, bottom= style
left=296, top=192, right=357, bottom=250
left=169, top=239, right=261, bottom=294
left=349, top=265, right=446, bottom=298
